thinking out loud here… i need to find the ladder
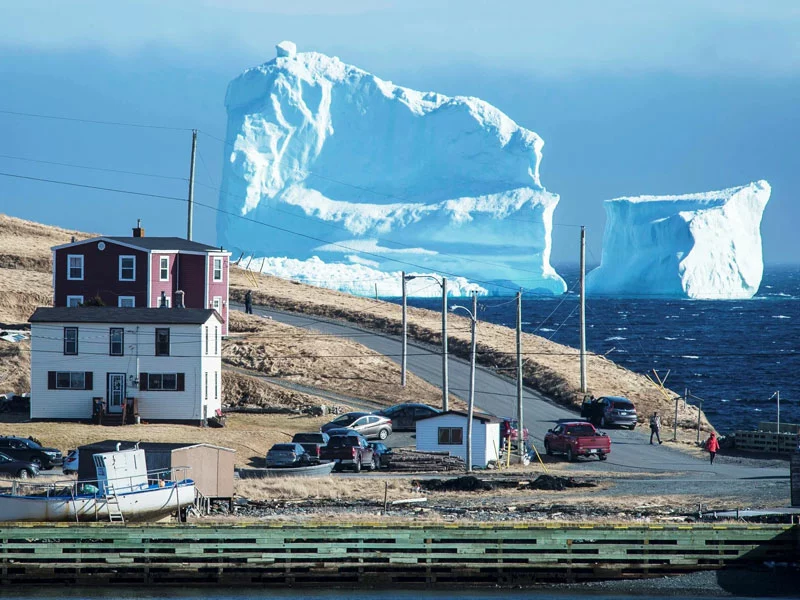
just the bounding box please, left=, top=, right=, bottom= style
left=105, top=490, right=125, bottom=523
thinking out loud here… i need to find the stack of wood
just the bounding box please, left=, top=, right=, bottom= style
left=388, top=449, right=465, bottom=472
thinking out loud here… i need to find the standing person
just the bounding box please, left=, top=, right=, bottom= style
left=244, top=290, right=253, bottom=314
left=649, top=411, right=662, bottom=445
left=706, top=432, right=720, bottom=464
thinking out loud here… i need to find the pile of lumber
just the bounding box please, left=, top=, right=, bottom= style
left=388, top=449, right=465, bottom=472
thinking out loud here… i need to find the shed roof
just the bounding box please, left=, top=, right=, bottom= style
left=29, top=307, right=221, bottom=325
left=78, top=440, right=235, bottom=453
left=416, top=410, right=502, bottom=424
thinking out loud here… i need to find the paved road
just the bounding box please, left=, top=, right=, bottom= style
left=242, top=305, right=788, bottom=482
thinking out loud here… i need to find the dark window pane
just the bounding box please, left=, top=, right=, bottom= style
left=148, top=374, right=162, bottom=390
left=56, top=372, right=71, bottom=388
left=451, top=428, right=463, bottom=444
left=155, top=328, right=170, bottom=356
left=70, top=372, right=84, bottom=389
left=162, top=373, right=177, bottom=390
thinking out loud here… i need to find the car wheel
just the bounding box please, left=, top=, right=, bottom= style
left=354, top=459, right=362, bottom=473
left=378, top=428, right=389, bottom=440
left=566, top=447, right=575, bottom=462
left=627, top=424, right=636, bottom=430
left=31, top=458, right=42, bottom=469
left=17, top=469, right=30, bottom=479
left=371, top=456, right=379, bottom=471
left=544, top=441, right=553, bottom=456
left=599, top=453, right=607, bottom=461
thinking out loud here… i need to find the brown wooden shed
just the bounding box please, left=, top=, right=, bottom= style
left=77, top=440, right=235, bottom=500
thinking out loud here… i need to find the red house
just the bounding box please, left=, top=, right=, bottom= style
left=51, top=222, right=231, bottom=334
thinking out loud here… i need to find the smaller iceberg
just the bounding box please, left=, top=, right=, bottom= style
left=587, top=181, right=771, bottom=299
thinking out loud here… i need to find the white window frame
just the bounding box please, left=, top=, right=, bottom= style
left=214, top=371, right=218, bottom=400
left=212, top=296, right=222, bottom=313
left=66, top=295, right=84, bottom=307
left=159, top=256, right=169, bottom=281
left=67, top=254, right=84, bottom=280
left=204, top=372, right=208, bottom=401
left=119, top=255, right=136, bottom=281
left=212, top=257, right=223, bottom=282
left=118, top=296, right=136, bottom=307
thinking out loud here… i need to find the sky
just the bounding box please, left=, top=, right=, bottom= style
left=0, top=0, right=798, bottom=266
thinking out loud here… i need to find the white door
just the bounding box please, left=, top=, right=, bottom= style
left=107, top=373, right=126, bottom=414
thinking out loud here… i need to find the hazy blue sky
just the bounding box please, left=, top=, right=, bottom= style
left=1, top=1, right=797, bottom=265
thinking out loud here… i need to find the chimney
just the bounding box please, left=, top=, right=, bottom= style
left=174, top=290, right=185, bottom=309
left=133, top=219, right=145, bottom=238
left=159, top=290, right=168, bottom=308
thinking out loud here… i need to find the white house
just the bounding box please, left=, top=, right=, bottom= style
left=28, top=307, right=222, bottom=424
left=415, top=410, right=501, bottom=469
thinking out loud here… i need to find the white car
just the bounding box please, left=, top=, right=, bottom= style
left=63, top=449, right=79, bottom=475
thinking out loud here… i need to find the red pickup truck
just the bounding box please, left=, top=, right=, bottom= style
left=544, top=421, right=611, bottom=462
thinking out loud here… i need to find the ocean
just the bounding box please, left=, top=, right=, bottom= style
left=401, top=265, right=800, bottom=434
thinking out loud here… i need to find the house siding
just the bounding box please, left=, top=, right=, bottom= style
left=150, top=253, right=177, bottom=307
left=54, top=242, right=148, bottom=308
left=207, top=254, right=229, bottom=335
left=30, top=315, right=221, bottom=422
left=177, top=254, right=206, bottom=311
left=416, top=415, right=499, bottom=468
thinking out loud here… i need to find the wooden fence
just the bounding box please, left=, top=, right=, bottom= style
left=734, top=430, right=799, bottom=453
left=0, top=523, right=797, bottom=586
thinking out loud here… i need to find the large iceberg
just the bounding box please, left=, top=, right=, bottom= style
left=586, top=181, right=771, bottom=299
left=217, top=41, right=566, bottom=296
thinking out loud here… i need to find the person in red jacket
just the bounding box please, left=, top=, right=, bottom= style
left=706, top=432, right=720, bottom=464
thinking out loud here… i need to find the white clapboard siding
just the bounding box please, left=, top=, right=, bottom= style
left=416, top=414, right=500, bottom=468
left=30, top=314, right=221, bottom=422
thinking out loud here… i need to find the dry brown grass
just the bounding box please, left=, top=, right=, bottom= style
left=230, top=267, right=715, bottom=435
left=0, top=413, right=328, bottom=467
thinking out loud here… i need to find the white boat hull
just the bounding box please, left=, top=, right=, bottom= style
left=0, top=481, right=195, bottom=523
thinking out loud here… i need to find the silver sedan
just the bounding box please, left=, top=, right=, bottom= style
left=321, top=412, right=393, bottom=440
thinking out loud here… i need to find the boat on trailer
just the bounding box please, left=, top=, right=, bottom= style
left=0, top=445, right=195, bottom=523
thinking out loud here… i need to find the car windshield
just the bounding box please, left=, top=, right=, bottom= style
left=566, top=426, right=595, bottom=436
left=271, top=444, right=296, bottom=452
left=332, top=414, right=360, bottom=426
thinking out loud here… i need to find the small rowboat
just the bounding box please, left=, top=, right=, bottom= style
left=239, top=461, right=336, bottom=479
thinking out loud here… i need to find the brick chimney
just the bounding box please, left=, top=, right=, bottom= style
left=132, top=219, right=145, bottom=238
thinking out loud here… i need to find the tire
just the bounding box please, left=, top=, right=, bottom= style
left=17, top=469, right=30, bottom=479
left=378, top=428, right=389, bottom=440
left=566, top=447, right=575, bottom=462
left=544, top=441, right=552, bottom=456
left=353, top=459, right=362, bottom=473
left=371, top=456, right=379, bottom=471
left=599, top=454, right=607, bottom=461
left=627, top=424, right=636, bottom=430
left=31, top=458, right=42, bottom=469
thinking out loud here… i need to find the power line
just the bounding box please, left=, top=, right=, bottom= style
left=0, top=153, right=186, bottom=182
left=0, top=171, right=186, bottom=202
left=0, top=109, right=193, bottom=132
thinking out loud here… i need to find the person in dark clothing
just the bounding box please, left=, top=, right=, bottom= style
left=244, top=290, right=253, bottom=314
left=706, top=432, right=720, bottom=464
left=649, top=411, right=662, bottom=445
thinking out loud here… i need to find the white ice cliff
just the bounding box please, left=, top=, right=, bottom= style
left=218, top=41, right=566, bottom=296
left=586, top=181, right=771, bottom=299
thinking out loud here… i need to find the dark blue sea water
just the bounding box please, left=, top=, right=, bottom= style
left=401, top=265, right=800, bottom=434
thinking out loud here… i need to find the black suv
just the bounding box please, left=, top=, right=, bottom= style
left=0, top=436, right=63, bottom=469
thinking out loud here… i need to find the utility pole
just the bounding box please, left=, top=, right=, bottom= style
left=401, top=271, right=407, bottom=387
left=516, top=289, right=523, bottom=457
left=441, top=277, right=449, bottom=412
left=776, top=391, right=781, bottom=433
left=579, top=225, right=587, bottom=392
left=466, top=292, right=477, bottom=473
left=187, top=129, right=197, bottom=241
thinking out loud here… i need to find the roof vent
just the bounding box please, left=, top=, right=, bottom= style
left=133, top=219, right=145, bottom=238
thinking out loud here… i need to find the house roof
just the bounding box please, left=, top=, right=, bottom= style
left=52, top=236, right=229, bottom=254
left=416, top=410, right=502, bottom=424
left=78, top=440, right=236, bottom=453
left=28, top=307, right=221, bottom=325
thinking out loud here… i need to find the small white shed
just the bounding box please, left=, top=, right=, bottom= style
left=415, top=410, right=501, bottom=469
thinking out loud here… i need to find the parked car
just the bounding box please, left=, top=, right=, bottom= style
left=544, top=421, right=611, bottom=462
left=0, top=451, right=39, bottom=479
left=291, top=432, right=330, bottom=462
left=367, top=442, right=393, bottom=468
left=580, top=396, right=638, bottom=429
left=62, top=449, right=79, bottom=475
left=0, top=436, right=62, bottom=469
left=265, top=443, right=312, bottom=468
left=321, top=412, right=392, bottom=440
left=320, top=434, right=377, bottom=472
left=374, top=403, right=441, bottom=431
